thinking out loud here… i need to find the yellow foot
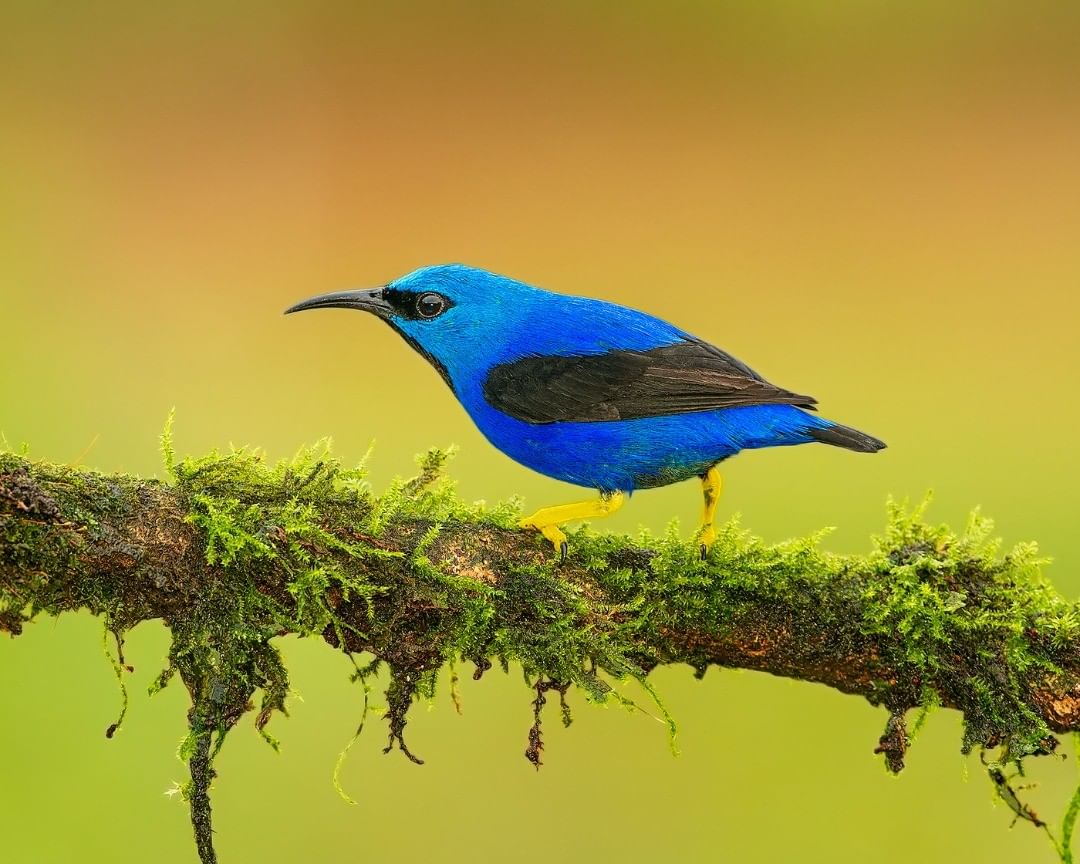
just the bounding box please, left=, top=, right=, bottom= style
left=698, top=524, right=718, bottom=560
left=518, top=519, right=569, bottom=561
left=698, top=466, right=724, bottom=560
left=519, top=491, right=625, bottom=560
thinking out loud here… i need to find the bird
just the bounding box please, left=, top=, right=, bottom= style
left=286, top=264, right=885, bottom=560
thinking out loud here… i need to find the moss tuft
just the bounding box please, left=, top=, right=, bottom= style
left=5, top=439, right=1080, bottom=863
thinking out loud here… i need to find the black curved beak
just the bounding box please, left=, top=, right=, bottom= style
left=284, top=287, right=393, bottom=318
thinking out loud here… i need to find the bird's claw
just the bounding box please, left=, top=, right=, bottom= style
left=518, top=516, right=569, bottom=561
left=698, top=525, right=717, bottom=560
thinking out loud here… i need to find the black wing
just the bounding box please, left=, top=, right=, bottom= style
left=482, top=340, right=817, bottom=424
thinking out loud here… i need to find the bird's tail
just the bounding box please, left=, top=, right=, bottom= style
left=807, top=422, right=886, bottom=453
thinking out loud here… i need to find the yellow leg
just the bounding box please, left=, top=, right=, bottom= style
left=519, top=491, right=626, bottom=560
left=698, top=466, right=723, bottom=559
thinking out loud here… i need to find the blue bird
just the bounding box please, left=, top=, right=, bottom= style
left=286, top=264, right=885, bottom=559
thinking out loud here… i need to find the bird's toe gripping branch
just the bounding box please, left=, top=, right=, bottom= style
left=519, top=491, right=626, bottom=560
left=698, top=466, right=724, bottom=559
left=519, top=469, right=722, bottom=561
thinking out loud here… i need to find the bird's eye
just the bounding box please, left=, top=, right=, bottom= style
left=415, top=292, right=447, bottom=319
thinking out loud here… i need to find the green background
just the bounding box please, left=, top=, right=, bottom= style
left=3, top=2, right=1080, bottom=861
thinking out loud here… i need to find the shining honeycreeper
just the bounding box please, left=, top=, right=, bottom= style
left=286, top=264, right=885, bottom=559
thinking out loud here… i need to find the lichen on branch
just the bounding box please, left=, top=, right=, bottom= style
left=3, top=440, right=1080, bottom=863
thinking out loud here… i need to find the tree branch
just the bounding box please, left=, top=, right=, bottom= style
left=3, top=445, right=1080, bottom=862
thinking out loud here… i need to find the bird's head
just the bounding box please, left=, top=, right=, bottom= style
left=285, top=264, right=540, bottom=389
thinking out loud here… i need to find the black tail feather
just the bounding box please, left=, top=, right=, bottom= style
left=808, top=423, right=886, bottom=453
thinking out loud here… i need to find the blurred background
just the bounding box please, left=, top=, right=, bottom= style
left=2, top=1, right=1079, bottom=861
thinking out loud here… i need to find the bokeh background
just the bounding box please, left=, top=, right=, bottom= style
left=3, top=2, right=1080, bottom=862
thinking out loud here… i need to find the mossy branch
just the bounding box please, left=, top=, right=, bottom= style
left=3, top=444, right=1080, bottom=862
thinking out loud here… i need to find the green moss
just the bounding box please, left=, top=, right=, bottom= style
left=6, top=436, right=1080, bottom=863
left=155, top=447, right=1080, bottom=781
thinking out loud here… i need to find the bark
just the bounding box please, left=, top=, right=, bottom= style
left=2, top=451, right=1078, bottom=862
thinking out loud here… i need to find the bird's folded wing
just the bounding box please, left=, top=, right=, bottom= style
left=482, top=339, right=817, bottom=424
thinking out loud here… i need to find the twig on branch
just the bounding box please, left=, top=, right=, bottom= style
left=2, top=443, right=1080, bottom=863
